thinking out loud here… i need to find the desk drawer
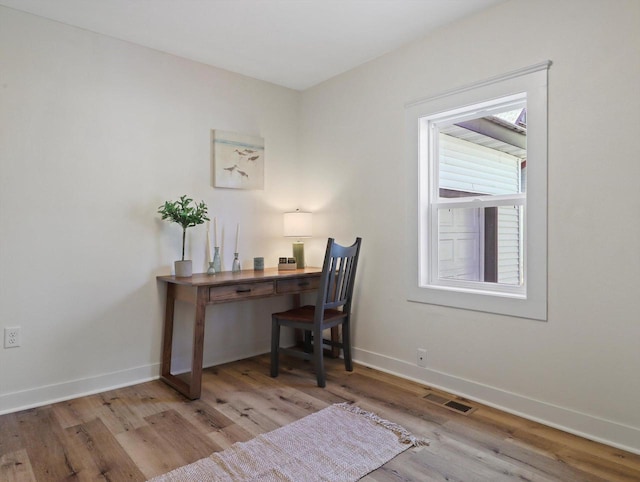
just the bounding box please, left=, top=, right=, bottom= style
left=276, top=277, right=320, bottom=294
left=209, top=282, right=274, bottom=302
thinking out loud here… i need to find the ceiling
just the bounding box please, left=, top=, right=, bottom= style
left=0, top=0, right=506, bottom=90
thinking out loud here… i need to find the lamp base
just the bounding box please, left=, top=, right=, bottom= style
left=292, top=242, right=305, bottom=268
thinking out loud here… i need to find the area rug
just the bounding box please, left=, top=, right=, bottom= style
left=149, top=402, right=428, bottom=482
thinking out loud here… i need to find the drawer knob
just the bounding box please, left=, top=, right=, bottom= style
left=236, top=288, right=252, bottom=293
left=298, top=281, right=310, bottom=287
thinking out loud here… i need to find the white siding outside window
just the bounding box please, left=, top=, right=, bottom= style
left=439, top=134, right=520, bottom=196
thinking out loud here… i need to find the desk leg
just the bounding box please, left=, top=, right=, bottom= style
left=189, top=286, right=208, bottom=399
left=292, top=293, right=303, bottom=347
left=160, top=285, right=207, bottom=400
left=161, top=283, right=176, bottom=379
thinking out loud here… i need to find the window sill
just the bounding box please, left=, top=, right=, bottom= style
left=407, top=282, right=546, bottom=321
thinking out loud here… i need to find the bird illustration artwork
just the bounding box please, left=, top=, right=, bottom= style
left=221, top=144, right=262, bottom=184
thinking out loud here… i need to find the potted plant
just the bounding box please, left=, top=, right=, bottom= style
left=158, top=195, right=209, bottom=277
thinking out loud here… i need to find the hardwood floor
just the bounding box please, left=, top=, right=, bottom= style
left=1, top=354, right=639, bottom=481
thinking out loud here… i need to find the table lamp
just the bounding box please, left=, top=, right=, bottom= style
left=283, top=209, right=312, bottom=268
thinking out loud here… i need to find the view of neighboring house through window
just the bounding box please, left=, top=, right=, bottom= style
left=433, top=99, right=527, bottom=294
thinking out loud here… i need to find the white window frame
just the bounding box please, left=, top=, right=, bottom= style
left=406, top=61, right=550, bottom=320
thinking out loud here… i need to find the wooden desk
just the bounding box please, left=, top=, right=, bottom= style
left=157, top=267, right=322, bottom=399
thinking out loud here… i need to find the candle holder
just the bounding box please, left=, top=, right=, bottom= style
left=232, top=253, right=241, bottom=272
left=213, top=247, right=221, bottom=273
left=207, top=261, right=216, bottom=275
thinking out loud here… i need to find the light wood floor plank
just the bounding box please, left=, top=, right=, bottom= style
left=173, top=397, right=235, bottom=435
left=144, top=409, right=222, bottom=462
left=64, top=417, right=145, bottom=481
left=115, top=425, right=191, bottom=480
left=0, top=449, right=37, bottom=482
left=15, top=408, right=79, bottom=481
left=0, top=412, right=24, bottom=456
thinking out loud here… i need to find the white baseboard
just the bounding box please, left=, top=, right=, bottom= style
left=0, top=363, right=161, bottom=416
left=353, top=347, right=640, bottom=455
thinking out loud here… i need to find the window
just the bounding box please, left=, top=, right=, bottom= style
left=406, top=62, right=550, bottom=320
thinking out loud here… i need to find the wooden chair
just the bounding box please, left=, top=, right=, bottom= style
left=270, top=237, right=362, bottom=387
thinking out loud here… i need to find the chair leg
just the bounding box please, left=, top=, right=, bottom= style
left=313, top=326, right=326, bottom=387
left=270, top=317, right=280, bottom=378
left=342, top=319, right=353, bottom=372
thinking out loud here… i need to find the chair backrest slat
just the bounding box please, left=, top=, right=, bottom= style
left=316, top=238, right=362, bottom=315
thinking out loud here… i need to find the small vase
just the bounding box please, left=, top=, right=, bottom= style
left=213, top=247, right=222, bottom=273
left=207, top=261, right=216, bottom=275
left=175, top=260, right=192, bottom=277
left=232, top=253, right=241, bottom=272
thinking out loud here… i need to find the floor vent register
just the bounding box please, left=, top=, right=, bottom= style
left=423, top=391, right=477, bottom=415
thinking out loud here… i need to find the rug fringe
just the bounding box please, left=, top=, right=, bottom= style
left=335, top=402, right=429, bottom=447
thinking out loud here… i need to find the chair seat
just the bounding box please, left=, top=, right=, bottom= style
left=273, top=305, right=345, bottom=323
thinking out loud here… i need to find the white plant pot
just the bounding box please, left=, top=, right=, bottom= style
left=175, top=260, right=192, bottom=277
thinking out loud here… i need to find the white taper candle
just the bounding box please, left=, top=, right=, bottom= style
left=214, top=217, right=218, bottom=247
left=206, top=221, right=212, bottom=262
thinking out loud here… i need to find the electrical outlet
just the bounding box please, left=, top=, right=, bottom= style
left=417, top=348, right=427, bottom=367
left=4, top=327, right=21, bottom=348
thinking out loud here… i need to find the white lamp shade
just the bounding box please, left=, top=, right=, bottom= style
left=283, top=211, right=312, bottom=238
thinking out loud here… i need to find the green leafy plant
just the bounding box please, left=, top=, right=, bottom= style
left=158, top=195, right=209, bottom=261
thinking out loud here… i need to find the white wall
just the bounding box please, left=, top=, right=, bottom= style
left=299, top=0, right=640, bottom=453
left=0, top=7, right=303, bottom=411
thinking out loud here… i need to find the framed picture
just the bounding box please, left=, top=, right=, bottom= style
left=212, top=130, right=265, bottom=189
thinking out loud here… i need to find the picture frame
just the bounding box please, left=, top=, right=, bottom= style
left=212, top=130, right=265, bottom=189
